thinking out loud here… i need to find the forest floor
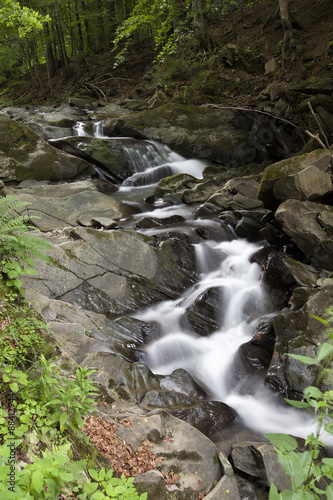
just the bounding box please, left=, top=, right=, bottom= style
left=1, top=0, right=333, bottom=108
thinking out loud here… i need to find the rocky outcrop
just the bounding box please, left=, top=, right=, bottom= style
left=257, top=149, right=331, bottom=207
left=111, top=103, right=297, bottom=166
left=266, top=285, right=333, bottom=396
left=0, top=116, right=92, bottom=182
left=275, top=199, right=333, bottom=271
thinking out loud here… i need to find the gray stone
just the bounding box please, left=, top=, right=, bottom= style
left=273, top=164, right=332, bottom=202
left=258, top=149, right=331, bottom=207
left=266, top=285, right=333, bottom=395
left=230, top=441, right=291, bottom=490
left=0, top=116, right=92, bottom=182
left=8, top=184, right=125, bottom=231
left=275, top=199, right=333, bottom=270
left=265, top=58, right=277, bottom=75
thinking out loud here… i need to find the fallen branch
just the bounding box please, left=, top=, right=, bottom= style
left=202, top=103, right=301, bottom=129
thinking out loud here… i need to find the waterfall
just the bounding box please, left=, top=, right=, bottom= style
left=122, top=141, right=207, bottom=187
left=73, top=122, right=87, bottom=136
left=137, top=238, right=324, bottom=441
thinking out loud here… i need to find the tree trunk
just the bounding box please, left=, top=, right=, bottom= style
left=192, top=0, right=213, bottom=51
left=43, top=22, right=57, bottom=78
left=279, top=0, right=292, bottom=60
left=172, top=0, right=186, bottom=31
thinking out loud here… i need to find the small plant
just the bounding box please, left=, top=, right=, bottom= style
left=0, top=296, right=48, bottom=366
left=0, top=195, right=53, bottom=293
left=265, top=315, right=333, bottom=499
left=78, top=468, right=147, bottom=500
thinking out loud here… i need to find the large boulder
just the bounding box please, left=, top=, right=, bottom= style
left=49, top=136, right=157, bottom=182
left=257, top=149, right=331, bottom=208
left=111, top=103, right=296, bottom=166
left=21, top=224, right=197, bottom=317
left=8, top=181, right=123, bottom=231
left=274, top=199, right=333, bottom=271
left=273, top=164, right=332, bottom=203
left=0, top=116, right=92, bottom=182
left=266, top=285, right=333, bottom=396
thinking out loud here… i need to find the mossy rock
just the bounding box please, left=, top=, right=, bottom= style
left=0, top=116, right=92, bottom=182
left=257, top=149, right=331, bottom=208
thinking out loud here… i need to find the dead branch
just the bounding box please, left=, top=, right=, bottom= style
left=202, top=103, right=301, bottom=129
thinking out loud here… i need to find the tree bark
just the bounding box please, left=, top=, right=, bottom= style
left=192, top=0, right=213, bottom=51
left=279, top=0, right=292, bottom=60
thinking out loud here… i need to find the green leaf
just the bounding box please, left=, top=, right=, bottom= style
left=59, top=412, right=68, bottom=431
left=84, top=481, right=99, bottom=494
left=310, top=314, right=328, bottom=325
left=31, top=470, right=44, bottom=493
left=284, top=399, right=310, bottom=408
left=9, top=382, right=19, bottom=393
left=91, top=491, right=105, bottom=500
left=265, top=433, right=298, bottom=452
left=291, top=491, right=317, bottom=500
left=316, top=342, right=333, bottom=362
left=326, top=483, right=333, bottom=500
left=268, top=484, right=281, bottom=500
left=286, top=354, right=318, bottom=365
left=89, top=469, right=100, bottom=481
left=303, top=386, right=323, bottom=399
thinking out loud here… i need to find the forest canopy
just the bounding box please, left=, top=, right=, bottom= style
left=0, top=0, right=294, bottom=82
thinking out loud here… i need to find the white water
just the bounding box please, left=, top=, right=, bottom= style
left=137, top=238, right=324, bottom=441
left=70, top=116, right=329, bottom=442
left=72, top=119, right=207, bottom=188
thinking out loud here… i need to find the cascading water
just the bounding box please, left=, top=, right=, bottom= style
left=68, top=116, right=328, bottom=444
left=136, top=238, right=323, bottom=442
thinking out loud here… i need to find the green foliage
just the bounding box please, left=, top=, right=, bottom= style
left=0, top=0, right=48, bottom=38
left=0, top=196, right=53, bottom=293
left=0, top=355, right=99, bottom=440
left=265, top=317, right=333, bottom=499
left=0, top=441, right=146, bottom=500
left=78, top=468, right=147, bottom=500
left=0, top=296, right=48, bottom=366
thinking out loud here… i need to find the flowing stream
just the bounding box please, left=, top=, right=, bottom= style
left=71, top=118, right=325, bottom=445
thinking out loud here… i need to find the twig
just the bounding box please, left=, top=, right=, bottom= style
left=308, top=102, right=331, bottom=150
left=307, top=102, right=333, bottom=167
left=305, top=130, right=326, bottom=150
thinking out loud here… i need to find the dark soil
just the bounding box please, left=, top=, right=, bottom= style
left=2, top=0, right=333, bottom=108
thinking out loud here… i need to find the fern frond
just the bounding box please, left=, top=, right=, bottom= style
left=0, top=195, right=53, bottom=264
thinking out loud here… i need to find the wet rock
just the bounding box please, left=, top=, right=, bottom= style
left=154, top=173, right=199, bottom=198
left=266, top=285, right=333, bottom=396
left=68, top=97, right=98, bottom=110
left=0, top=180, right=6, bottom=196
left=196, top=174, right=262, bottom=214
left=0, top=116, right=92, bottom=182
left=170, top=401, right=239, bottom=437
left=136, top=215, right=185, bottom=230
left=49, top=136, right=144, bottom=182
left=23, top=288, right=155, bottom=363
left=260, top=252, right=318, bottom=308
left=229, top=323, right=275, bottom=392
left=183, top=287, right=221, bottom=336
left=230, top=441, right=291, bottom=490
left=275, top=199, right=333, bottom=271
left=133, top=470, right=167, bottom=500
left=235, top=475, right=268, bottom=500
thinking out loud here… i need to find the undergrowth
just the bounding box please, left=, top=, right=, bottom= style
left=0, top=195, right=147, bottom=499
